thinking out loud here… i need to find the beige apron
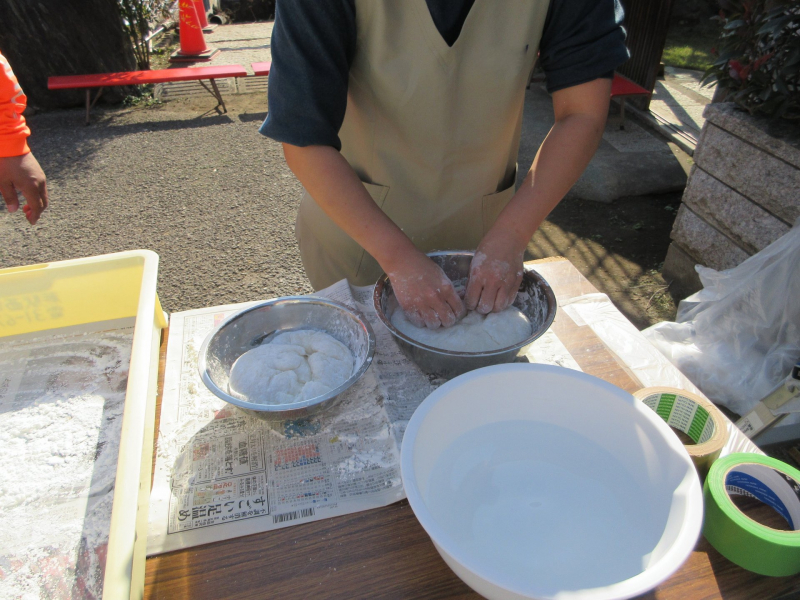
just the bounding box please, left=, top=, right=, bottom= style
left=296, top=0, right=550, bottom=289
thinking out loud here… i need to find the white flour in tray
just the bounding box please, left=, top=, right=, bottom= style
left=0, top=325, right=133, bottom=600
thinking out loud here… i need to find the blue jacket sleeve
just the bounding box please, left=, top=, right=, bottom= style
left=259, top=0, right=356, bottom=150
left=539, top=0, right=630, bottom=93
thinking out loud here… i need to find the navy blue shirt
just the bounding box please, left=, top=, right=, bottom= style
left=261, top=0, right=629, bottom=150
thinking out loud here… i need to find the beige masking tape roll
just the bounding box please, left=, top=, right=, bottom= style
left=634, top=386, right=729, bottom=477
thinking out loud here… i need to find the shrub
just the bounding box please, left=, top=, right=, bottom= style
left=705, top=0, right=800, bottom=121
left=118, top=0, right=173, bottom=70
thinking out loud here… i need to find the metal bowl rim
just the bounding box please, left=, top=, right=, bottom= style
left=372, top=250, right=557, bottom=357
left=198, top=296, right=376, bottom=412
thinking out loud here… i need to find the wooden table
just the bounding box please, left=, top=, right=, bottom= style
left=145, top=258, right=800, bottom=600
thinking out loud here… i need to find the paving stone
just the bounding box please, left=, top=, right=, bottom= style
left=518, top=84, right=689, bottom=203
left=704, top=103, right=800, bottom=169
left=663, top=67, right=715, bottom=102
left=204, top=22, right=274, bottom=44
left=695, top=123, right=800, bottom=225
left=670, top=204, right=750, bottom=271
left=662, top=242, right=703, bottom=298
left=650, top=81, right=707, bottom=132
left=157, top=22, right=273, bottom=99
left=682, top=168, right=791, bottom=255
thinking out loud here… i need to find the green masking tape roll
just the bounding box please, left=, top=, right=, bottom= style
left=704, top=453, right=800, bottom=576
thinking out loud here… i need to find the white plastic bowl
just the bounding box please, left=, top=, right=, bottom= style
left=401, top=364, right=702, bottom=600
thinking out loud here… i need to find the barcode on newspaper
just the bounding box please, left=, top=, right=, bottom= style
left=272, top=507, right=315, bottom=524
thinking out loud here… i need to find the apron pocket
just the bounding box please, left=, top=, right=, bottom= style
left=363, top=181, right=390, bottom=208
left=481, top=180, right=516, bottom=235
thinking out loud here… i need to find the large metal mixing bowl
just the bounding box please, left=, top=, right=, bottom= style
left=198, top=297, right=375, bottom=421
left=373, top=251, right=556, bottom=378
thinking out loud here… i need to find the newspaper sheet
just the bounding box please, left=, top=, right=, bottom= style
left=147, top=280, right=439, bottom=554
left=146, top=277, right=594, bottom=554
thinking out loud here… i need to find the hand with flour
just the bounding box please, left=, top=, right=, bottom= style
left=465, top=79, right=614, bottom=314
left=386, top=248, right=466, bottom=329
left=465, top=233, right=525, bottom=315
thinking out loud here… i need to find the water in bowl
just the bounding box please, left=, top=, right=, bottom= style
left=425, top=420, right=669, bottom=596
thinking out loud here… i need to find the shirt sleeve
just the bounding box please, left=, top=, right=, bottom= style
left=538, top=0, right=630, bottom=93
left=259, top=0, right=356, bottom=151
left=0, top=51, right=31, bottom=158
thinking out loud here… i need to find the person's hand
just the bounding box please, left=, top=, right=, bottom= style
left=465, top=232, right=525, bottom=314
left=386, top=249, right=466, bottom=329
left=0, top=152, right=49, bottom=225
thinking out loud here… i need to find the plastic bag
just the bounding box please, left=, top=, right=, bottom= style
left=643, top=218, right=800, bottom=417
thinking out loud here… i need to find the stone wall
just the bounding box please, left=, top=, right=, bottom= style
left=663, top=103, right=800, bottom=298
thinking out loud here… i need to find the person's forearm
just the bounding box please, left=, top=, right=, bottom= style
left=463, top=101, right=607, bottom=314
left=283, top=143, right=464, bottom=327
left=282, top=143, right=416, bottom=270
left=490, top=79, right=611, bottom=253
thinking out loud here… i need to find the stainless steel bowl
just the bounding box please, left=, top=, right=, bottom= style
left=198, top=297, right=375, bottom=421
left=373, top=251, right=556, bottom=378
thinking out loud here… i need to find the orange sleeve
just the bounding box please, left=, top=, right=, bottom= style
left=0, top=51, right=31, bottom=158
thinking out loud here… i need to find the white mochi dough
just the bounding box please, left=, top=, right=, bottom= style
left=228, top=329, right=355, bottom=405
left=391, top=306, right=532, bottom=352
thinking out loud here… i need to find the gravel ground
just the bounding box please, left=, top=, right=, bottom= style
left=1, top=92, right=682, bottom=328
left=0, top=96, right=312, bottom=314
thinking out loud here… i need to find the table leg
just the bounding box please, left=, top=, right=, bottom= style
left=198, top=79, right=227, bottom=114
left=85, top=88, right=104, bottom=126
left=210, top=79, right=226, bottom=114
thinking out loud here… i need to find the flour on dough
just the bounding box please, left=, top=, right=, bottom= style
left=228, top=329, right=355, bottom=405
left=391, top=307, right=532, bottom=352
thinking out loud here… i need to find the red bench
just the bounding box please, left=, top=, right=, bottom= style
left=48, top=64, right=248, bottom=124
left=610, top=73, right=651, bottom=129
left=250, top=61, right=271, bottom=77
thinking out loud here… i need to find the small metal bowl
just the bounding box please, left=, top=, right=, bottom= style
left=373, top=251, right=556, bottom=378
left=198, top=297, right=375, bottom=421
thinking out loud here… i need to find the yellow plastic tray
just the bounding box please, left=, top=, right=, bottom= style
left=0, top=250, right=168, bottom=600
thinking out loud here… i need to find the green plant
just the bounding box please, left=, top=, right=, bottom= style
left=122, top=86, right=162, bottom=107
left=663, top=15, right=720, bottom=71
left=662, top=42, right=715, bottom=70
left=704, top=0, right=800, bottom=120
left=118, top=0, right=173, bottom=70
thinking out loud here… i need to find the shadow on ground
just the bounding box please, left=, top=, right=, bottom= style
left=526, top=193, right=681, bottom=330
left=1, top=97, right=310, bottom=315
left=3, top=91, right=683, bottom=329
left=517, top=84, right=687, bottom=329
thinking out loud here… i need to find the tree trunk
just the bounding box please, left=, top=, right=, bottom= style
left=0, top=0, right=137, bottom=109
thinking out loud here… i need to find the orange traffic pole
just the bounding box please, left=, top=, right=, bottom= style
left=192, top=0, right=217, bottom=32
left=170, top=0, right=219, bottom=62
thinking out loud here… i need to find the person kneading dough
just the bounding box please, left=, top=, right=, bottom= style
left=260, top=0, right=629, bottom=328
